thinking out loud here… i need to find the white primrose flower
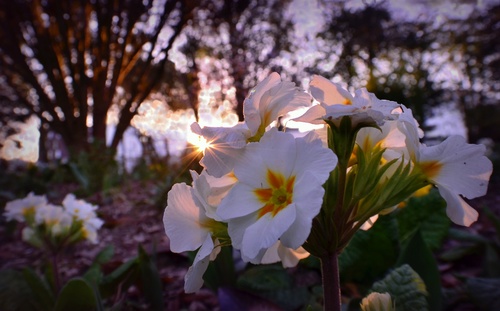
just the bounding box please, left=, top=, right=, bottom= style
left=62, top=194, right=103, bottom=243
left=163, top=182, right=224, bottom=293
left=3, top=192, right=48, bottom=222
left=34, top=204, right=73, bottom=236
left=243, top=72, right=311, bottom=137
left=295, top=75, right=401, bottom=127
left=191, top=72, right=311, bottom=177
left=217, top=128, right=337, bottom=261
left=402, top=124, right=493, bottom=226
left=62, top=193, right=98, bottom=220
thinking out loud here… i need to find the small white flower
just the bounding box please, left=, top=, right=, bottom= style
left=62, top=194, right=98, bottom=221
left=3, top=192, right=47, bottom=222
left=35, top=204, right=72, bottom=236
left=62, top=194, right=103, bottom=243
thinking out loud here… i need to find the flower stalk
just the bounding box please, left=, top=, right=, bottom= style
left=320, top=252, right=342, bottom=311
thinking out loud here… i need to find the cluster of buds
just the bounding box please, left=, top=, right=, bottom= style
left=163, top=72, right=492, bottom=293
left=3, top=192, right=104, bottom=251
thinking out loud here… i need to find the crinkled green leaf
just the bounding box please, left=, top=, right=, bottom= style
left=396, top=189, right=450, bottom=250
left=370, top=264, right=428, bottom=311
left=339, top=215, right=399, bottom=285
left=466, top=277, right=500, bottom=310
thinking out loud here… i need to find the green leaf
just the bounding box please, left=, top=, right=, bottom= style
left=68, top=162, right=89, bottom=190
left=203, top=246, right=236, bottom=290
left=138, top=246, right=164, bottom=311
left=83, top=245, right=115, bottom=288
left=0, top=269, right=40, bottom=311
left=447, top=228, right=489, bottom=244
left=484, top=244, right=500, bottom=277
left=22, top=268, right=55, bottom=310
left=54, top=278, right=97, bottom=311
left=439, top=244, right=482, bottom=261
left=93, top=245, right=114, bottom=265
left=237, top=264, right=310, bottom=311
left=397, top=230, right=441, bottom=311
left=370, top=264, right=428, bottom=311
left=483, top=207, right=500, bottom=241
left=237, top=265, right=292, bottom=292
left=339, top=215, right=399, bottom=285
left=257, top=286, right=310, bottom=311
left=99, top=258, right=139, bottom=299
left=396, top=189, right=450, bottom=250
left=466, top=278, right=500, bottom=310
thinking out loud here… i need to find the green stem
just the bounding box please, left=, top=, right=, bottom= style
left=320, top=252, right=341, bottom=311
left=51, top=250, right=61, bottom=293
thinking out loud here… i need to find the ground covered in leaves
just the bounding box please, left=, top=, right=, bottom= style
left=1, top=167, right=499, bottom=310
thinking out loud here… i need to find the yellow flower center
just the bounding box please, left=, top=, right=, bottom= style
left=254, top=169, right=295, bottom=218
left=419, top=160, right=442, bottom=179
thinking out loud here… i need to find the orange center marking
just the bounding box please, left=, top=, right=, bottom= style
left=419, top=161, right=442, bottom=179
left=254, top=169, right=295, bottom=218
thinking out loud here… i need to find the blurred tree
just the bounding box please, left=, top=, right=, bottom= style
left=0, top=0, right=196, bottom=160
left=312, top=3, right=443, bottom=127
left=190, top=0, right=295, bottom=120
left=447, top=3, right=500, bottom=143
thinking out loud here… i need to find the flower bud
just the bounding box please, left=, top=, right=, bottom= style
left=360, top=292, right=395, bottom=311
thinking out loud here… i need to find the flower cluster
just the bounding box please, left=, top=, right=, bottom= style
left=3, top=192, right=104, bottom=250
left=163, top=72, right=493, bottom=293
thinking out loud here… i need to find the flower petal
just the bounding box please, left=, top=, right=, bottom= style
left=420, top=135, right=492, bottom=199
left=217, top=183, right=264, bottom=219
left=277, top=244, right=309, bottom=268
left=293, top=132, right=337, bottom=183
left=437, top=185, right=478, bottom=226
left=184, top=235, right=215, bottom=293
left=292, top=104, right=327, bottom=124
left=244, top=73, right=281, bottom=135
left=191, top=122, right=249, bottom=177
left=310, top=75, right=352, bottom=105
left=241, top=204, right=296, bottom=260
left=280, top=173, right=325, bottom=248
left=163, top=183, right=209, bottom=253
